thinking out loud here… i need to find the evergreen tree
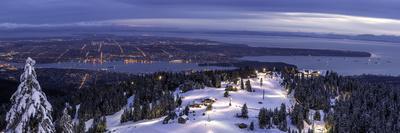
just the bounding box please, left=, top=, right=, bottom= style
left=177, top=97, right=182, bottom=107
left=120, top=108, right=132, bottom=123
left=266, top=109, right=272, bottom=129
left=279, top=118, right=288, bottom=132
left=314, top=110, right=321, bottom=121
left=245, top=80, right=252, bottom=92
left=132, top=99, right=142, bottom=121
left=241, top=103, right=248, bottom=118
left=212, top=75, right=221, bottom=88
left=224, top=91, right=229, bottom=97
left=258, top=108, right=267, bottom=129
left=56, top=104, right=73, bottom=133
left=74, top=118, right=86, bottom=133
left=141, top=102, right=150, bottom=119
left=240, top=79, right=245, bottom=90
left=249, top=121, right=254, bottom=131
left=278, top=103, right=287, bottom=131
left=291, top=104, right=305, bottom=131
left=88, top=116, right=107, bottom=133
left=183, top=106, right=190, bottom=116
left=273, top=107, right=279, bottom=125
left=5, top=57, right=55, bottom=133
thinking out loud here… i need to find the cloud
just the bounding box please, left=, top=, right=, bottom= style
left=102, top=12, right=400, bottom=35
left=1, top=0, right=400, bottom=35
left=2, top=0, right=400, bottom=23
left=3, top=12, right=400, bottom=35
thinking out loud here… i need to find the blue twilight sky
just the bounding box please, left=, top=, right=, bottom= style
left=1, top=0, right=400, bottom=35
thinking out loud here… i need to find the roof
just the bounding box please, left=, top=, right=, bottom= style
left=181, top=115, right=188, bottom=119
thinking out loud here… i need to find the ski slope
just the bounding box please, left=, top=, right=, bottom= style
left=85, top=72, right=320, bottom=133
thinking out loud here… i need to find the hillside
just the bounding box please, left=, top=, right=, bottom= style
left=84, top=72, right=325, bottom=133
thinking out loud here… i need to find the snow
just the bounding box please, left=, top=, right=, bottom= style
left=6, top=57, right=55, bottom=133
left=73, top=104, right=81, bottom=124
left=127, top=95, right=134, bottom=108
left=82, top=73, right=325, bottom=133
left=304, top=110, right=326, bottom=133
left=85, top=72, right=325, bottom=133
left=85, top=95, right=135, bottom=131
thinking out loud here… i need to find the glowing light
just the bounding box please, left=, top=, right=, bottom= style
left=134, top=118, right=163, bottom=126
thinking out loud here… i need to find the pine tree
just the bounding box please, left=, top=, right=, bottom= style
left=266, top=109, right=272, bottom=129
left=224, top=91, right=229, bottom=97
left=314, top=110, right=321, bottom=121
left=177, top=97, right=182, bottom=107
left=183, top=106, right=190, bottom=116
left=120, top=108, right=132, bottom=123
left=278, top=103, right=287, bottom=130
left=258, top=108, right=267, bottom=129
left=88, top=116, right=107, bottom=133
left=291, top=104, right=305, bottom=131
left=245, top=80, right=252, bottom=92
left=74, top=118, right=85, bottom=133
left=240, top=79, right=245, bottom=90
left=249, top=121, right=254, bottom=131
left=241, top=103, right=248, bottom=118
left=98, top=116, right=107, bottom=132
left=273, top=107, right=279, bottom=125
left=132, top=99, right=142, bottom=121
left=56, top=103, right=73, bottom=133
left=6, top=57, right=55, bottom=133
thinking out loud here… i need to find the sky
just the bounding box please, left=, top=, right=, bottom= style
left=1, top=0, right=400, bottom=35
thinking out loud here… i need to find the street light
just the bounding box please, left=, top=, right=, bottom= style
left=229, top=98, right=232, bottom=106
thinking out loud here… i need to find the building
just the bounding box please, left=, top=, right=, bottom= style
left=298, top=70, right=321, bottom=78
left=178, top=115, right=188, bottom=124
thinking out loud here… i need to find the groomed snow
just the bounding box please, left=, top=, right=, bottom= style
left=86, top=72, right=324, bottom=133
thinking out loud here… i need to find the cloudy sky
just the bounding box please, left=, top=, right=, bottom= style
left=1, top=0, right=400, bottom=35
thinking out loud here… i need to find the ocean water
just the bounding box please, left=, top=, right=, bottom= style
left=149, top=33, right=400, bottom=76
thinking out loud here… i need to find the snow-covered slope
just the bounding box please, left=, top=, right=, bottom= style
left=87, top=72, right=304, bottom=133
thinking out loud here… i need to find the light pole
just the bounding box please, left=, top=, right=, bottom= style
left=260, top=78, right=264, bottom=100
left=263, top=89, right=265, bottom=100
left=229, top=97, right=232, bottom=106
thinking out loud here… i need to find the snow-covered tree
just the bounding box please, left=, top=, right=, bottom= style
left=5, top=57, right=55, bottom=133
left=56, top=103, right=73, bottom=133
